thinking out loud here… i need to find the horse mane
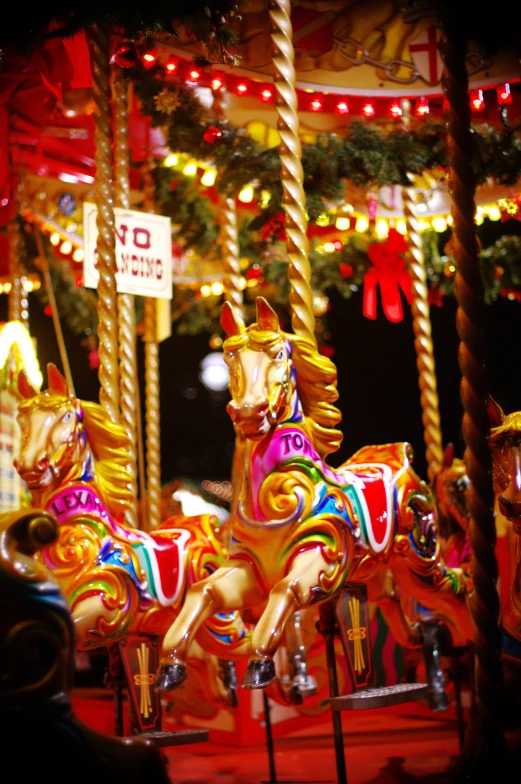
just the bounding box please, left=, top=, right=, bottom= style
left=81, top=400, right=134, bottom=518
left=286, top=332, right=343, bottom=459
left=225, top=325, right=343, bottom=459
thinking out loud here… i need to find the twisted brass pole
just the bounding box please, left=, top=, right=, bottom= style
left=89, top=25, right=120, bottom=424
left=220, top=196, right=243, bottom=315
left=269, top=0, right=315, bottom=347
left=112, top=66, right=139, bottom=528
left=402, top=181, right=443, bottom=484
left=142, top=160, right=162, bottom=530
left=440, top=10, right=505, bottom=774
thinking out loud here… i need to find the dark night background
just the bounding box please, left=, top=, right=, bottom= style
left=2, top=217, right=521, bottom=489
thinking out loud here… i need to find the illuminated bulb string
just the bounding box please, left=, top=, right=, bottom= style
left=141, top=49, right=516, bottom=118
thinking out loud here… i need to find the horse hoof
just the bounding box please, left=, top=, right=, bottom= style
left=154, top=661, right=187, bottom=693
left=242, top=658, right=276, bottom=689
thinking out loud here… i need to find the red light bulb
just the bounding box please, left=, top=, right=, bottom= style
left=415, top=96, right=429, bottom=117
left=470, top=89, right=484, bottom=111
left=259, top=87, right=274, bottom=103
left=211, top=76, right=224, bottom=91
left=142, top=52, right=156, bottom=67
left=188, top=69, right=201, bottom=83
left=235, top=82, right=248, bottom=96
left=497, top=83, right=512, bottom=105
left=165, top=57, right=178, bottom=73
left=309, top=97, right=323, bottom=112
left=335, top=100, right=349, bottom=116
left=388, top=98, right=402, bottom=118
left=361, top=98, right=376, bottom=118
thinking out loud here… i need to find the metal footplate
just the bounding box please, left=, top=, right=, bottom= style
left=330, top=682, right=429, bottom=711
left=139, top=729, right=209, bottom=747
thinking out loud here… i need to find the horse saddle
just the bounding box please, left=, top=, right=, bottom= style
left=339, top=442, right=414, bottom=554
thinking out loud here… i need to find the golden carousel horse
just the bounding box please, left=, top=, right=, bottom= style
left=155, top=297, right=473, bottom=694
left=487, top=399, right=521, bottom=673
left=14, top=363, right=251, bottom=710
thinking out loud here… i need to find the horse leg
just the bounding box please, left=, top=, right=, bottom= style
left=155, top=560, right=263, bottom=693
left=243, top=548, right=334, bottom=689
left=390, top=556, right=474, bottom=645
left=366, top=570, right=422, bottom=649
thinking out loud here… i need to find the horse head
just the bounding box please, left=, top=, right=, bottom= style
left=14, top=363, right=86, bottom=492
left=488, top=397, right=521, bottom=533
left=433, top=444, right=470, bottom=534
left=221, top=297, right=294, bottom=441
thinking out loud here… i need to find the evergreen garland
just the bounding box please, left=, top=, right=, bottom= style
left=131, top=64, right=521, bottom=228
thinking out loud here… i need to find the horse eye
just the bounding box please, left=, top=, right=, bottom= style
left=275, top=349, right=284, bottom=361
left=63, top=411, right=72, bottom=423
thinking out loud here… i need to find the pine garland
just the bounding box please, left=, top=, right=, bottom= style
left=131, top=64, right=521, bottom=228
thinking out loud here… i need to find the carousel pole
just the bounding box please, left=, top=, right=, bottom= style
left=112, top=65, right=139, bottom=529
left=142, top=159, right=162, bottom=531
left=439, top=6, right=505, bottom=776
left=269, top=3, right=346, bottom=783
left=269, top=0, right=315, bottom=346
left=401, top=103, right=443, bottom=484
left=88, top=24, right=120, bottom=424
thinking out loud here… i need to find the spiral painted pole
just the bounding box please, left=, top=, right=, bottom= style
left=89, top=25, right=120, bottom=424
left=440, top=10, right=505, bottom=773
left=269, top=0, right=315, bottom=347
left=142, top=160, right=162, bottom=530
left=220, top=196, right=243, bottom=314
left=402, top=181, right=443, bottom=484
left=143, top=297, right=161, bottom=530
left=112, top=66, right=139, bottom=529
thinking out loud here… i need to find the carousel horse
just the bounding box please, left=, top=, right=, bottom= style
left=14, top=363, right=251, bottom=708
left=487, top=398, right=521, bottom=670
left=0, top=507, right=170, bottom=784
left=155, top=297, right=473, bottom=693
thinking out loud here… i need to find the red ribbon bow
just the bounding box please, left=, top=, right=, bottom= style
left=363, top=229, right=412, bottom=323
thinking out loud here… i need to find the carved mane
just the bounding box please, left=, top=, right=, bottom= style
left=80, top=400, right=134, bottom=518
left=287, top=331, right=343, bottom=459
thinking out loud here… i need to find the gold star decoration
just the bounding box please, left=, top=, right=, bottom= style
left=154, top=88, right=181, bottom=115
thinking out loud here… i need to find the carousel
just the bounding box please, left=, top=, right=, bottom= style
left=1, top=2, right=521, bottom=782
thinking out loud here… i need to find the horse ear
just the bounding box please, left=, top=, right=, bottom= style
left=442, top=443, right=454, bottom=468
left=47, top=363, right=70, bottom=396
left=17, top=369, right=39, bottom=399
left=221, top=301, right=246, bottom=337
left=487, top=396, right=505, bottom=428
left=256, top=297, right=279, bottom=332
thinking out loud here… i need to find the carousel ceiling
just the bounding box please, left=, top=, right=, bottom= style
left=0, top=0, right=520, bottom=277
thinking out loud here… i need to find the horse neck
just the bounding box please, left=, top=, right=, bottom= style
left=40, top=440, right=96, bottom=507
left=239, top=388, right=308, bottom=511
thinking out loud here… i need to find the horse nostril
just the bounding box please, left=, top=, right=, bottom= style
left=37, top=456, right=50, bottom=472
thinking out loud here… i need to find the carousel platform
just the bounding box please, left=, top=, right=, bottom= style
left=71, top=688, right=521, bottom=783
